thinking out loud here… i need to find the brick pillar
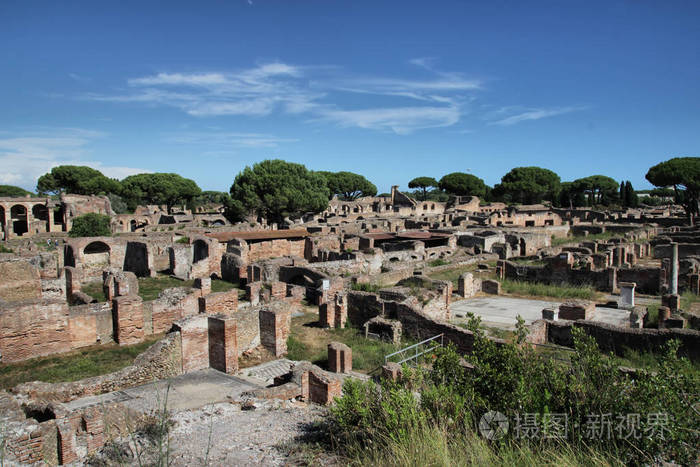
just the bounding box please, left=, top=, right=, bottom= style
left=195, top=277, right=212, bottom=296
left=83, top=409, right=105, bottom=454
left=270, top=281, right=286, bottom=300
left=381, top=362, right=402, bottom=381
left=458, top=273, right=474, bottom=298
left=112, top=295, right=145, bottom=345
left=334, top=292, right=347, bottom=329
left=173, top=315, right=210, bottom=373
left=328, top=342, right=352, bottom=373
left=319, top=302, right=334, bottom=328
left=259, top=306, right=291, bottom=357
left=64, top=266, right=80, bottom=300
left=246, top=282, right=261, bottom=306
left=689, top=273, right=700, bottom=295
left=208, top=316, right=238, bottom=374
left=57, top=420, right=77, bottom=465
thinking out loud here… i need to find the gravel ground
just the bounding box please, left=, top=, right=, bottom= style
left=166, top=398, right=328, bottom=466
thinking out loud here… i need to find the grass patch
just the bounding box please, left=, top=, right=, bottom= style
left=428, top=258, right=449, bottom=267
left=0, top=244, right=13, bottom=253
left=500, top=279, right=597, bottom=300
left=339, top=422, right=622, bottom=467
left=680, top=290, right=700, bottom=311
left=175, top=236, right=189, bottom=244
left=0, top=335, right=163, bottom=390
left=426, top=264, right=479, bottom=287
left=645, top=303, right=660, bottom=328
left=81, top=276, right=240, bottom=302
left=351, top=282, right=381, bottom=293
left=287, top=312, right=415, bottom=373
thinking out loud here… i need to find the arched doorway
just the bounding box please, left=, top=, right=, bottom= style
left=193, top=239, right=209, bottom=263
left=83, top=241, right=111, bottom=267
left=32, top=205, right=49, bottom=232
left=10, top=205, right=28, bottom=236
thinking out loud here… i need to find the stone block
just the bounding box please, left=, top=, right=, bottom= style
left=327, top=342, right=352, bottom=373
left=270, top=281, right=286, bottom=300
left=619, top=282, right=636, bottom=309
left=661, top=294, right=680, bottom=312
left=208, top=316, right=238, bottom=374
left=301, top=370, right=343, bottom=405
left=558, top=300, right=595, bottom=321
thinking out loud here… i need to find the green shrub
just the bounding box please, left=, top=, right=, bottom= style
left=351, top=282, right=381, bottom=293
left=69, top=213, right=112, bottom=237
left=328, top=317, right=700, bottom=465
left=175, top=236, right=189, bottom=244
left=0, top=244, right=13, bottom=253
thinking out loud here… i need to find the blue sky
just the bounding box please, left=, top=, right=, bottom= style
left=1, top=0, right=698, bottom=194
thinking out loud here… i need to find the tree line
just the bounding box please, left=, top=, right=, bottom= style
left=2, top=156, right=697, bottom=225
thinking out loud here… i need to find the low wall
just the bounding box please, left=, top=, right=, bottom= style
left=14, top=332, right=183, bottom=402
left=545, top=320, right=700, bottom=361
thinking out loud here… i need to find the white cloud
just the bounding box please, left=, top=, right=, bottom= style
left=0, top=129, right=150, bottom=190
left=488, top=106, right=586, bottom=126
left=167, top=132, right=298, bottom=148
left=318, top=105, right=460, bottom=135
left=82, top=60, right=581, bottom=134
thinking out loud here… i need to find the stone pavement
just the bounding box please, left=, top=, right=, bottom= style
left=64, top=368, right=262, bottom=414
left=450, top=296, right=631, bottom=329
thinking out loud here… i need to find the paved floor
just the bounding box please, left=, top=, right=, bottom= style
left=239, top=359, right=294, bottom=386
left=64, top=368, right=262, bottom=414
left=450, top=296, right=631, bottom=330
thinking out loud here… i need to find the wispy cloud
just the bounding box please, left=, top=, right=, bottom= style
left=487, top=106, right=586, bottom=126
left=87, top=62, right=320, bottom=118
left=0, top=128, right=150, bottom=189
left=317, top=106, right=461, bottom=135
left=167, top=131, right=298, bottom=148
left=82, top=60, right=581, bottom=134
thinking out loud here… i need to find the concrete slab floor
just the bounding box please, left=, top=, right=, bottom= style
left=64, top=368, right=262, bottom=415
left=450, top=296, right=631, bottom=330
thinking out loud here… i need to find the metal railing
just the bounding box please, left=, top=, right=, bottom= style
left=384, top=334, right=444, bottom=367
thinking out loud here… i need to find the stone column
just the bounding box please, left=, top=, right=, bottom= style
left=670, top=242, right=679, bottom=295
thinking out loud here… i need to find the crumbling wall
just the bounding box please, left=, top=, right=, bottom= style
left=0, top=258, right=42, bottom=302
left=14, top=332, right=183, bottom=402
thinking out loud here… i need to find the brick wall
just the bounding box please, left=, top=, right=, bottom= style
left=0, top=299, right=71, bottom=363
left=199, top=289, right=238, bottom=315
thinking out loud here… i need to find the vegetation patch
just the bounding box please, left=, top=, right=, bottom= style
left=81, top=276, right=240, bottom=302
left=500, top=279, right=597, bottom=300
left=287, top=311, right=415, bottom=373
left=322, top=316, right=699, bottom=466
left=0, top=335, right=163, bottom=390
left=350, top=282, right=381, bottom=293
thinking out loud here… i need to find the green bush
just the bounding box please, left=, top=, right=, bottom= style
left=69, top=213, right=112, bottom=237
left=328, top=317, right=700, bottom=465
left=351, top=282, right=381, bottom=293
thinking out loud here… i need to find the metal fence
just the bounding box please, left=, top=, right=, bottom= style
left=384, top=334, right=444, bottom=367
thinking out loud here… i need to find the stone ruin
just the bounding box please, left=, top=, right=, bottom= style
left=1, top=186, right=700, bottom=464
